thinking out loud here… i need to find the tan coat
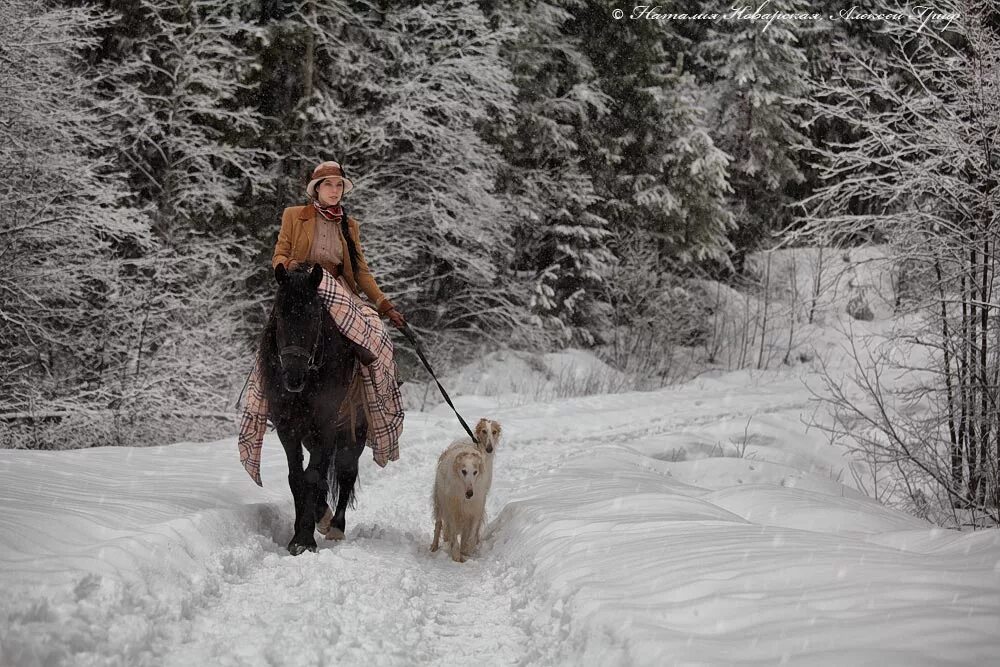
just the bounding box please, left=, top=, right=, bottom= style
left=271, top=204, right=391, bottom=312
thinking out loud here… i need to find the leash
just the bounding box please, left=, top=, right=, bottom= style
left=398, top=323, right=479, bottom=444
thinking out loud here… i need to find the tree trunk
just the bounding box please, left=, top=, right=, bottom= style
left=302, top=0, right=315, bottom=111
left=961, top=271, right=973, bottom=502
left=969, top=246, right=983, bottom=504
left=980, top=236, right=993, bottom=506
left=756, top=251, right=771, bottom=370
left=936, top=257, right=962, bottom=500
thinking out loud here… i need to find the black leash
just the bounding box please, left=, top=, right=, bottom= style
left=399, top=323, right=479, bottom=444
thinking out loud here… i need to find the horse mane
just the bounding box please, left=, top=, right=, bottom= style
left=257, top=306, right=279, bottom=397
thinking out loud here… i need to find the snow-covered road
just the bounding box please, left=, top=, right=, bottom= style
left=2, top=370, right=999, bottom=666
left=148, top=379, right=817, bottom=666
left=150, top=413, right=553, bottom=667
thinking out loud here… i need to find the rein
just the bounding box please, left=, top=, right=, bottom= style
left=399, top=323, right=479, bottom=445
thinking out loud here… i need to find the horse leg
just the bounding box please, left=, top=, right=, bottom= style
left=307, top=444, right=335, bottom=537
left=278, top=427, right=317, bottom=556
left=327, top=418, right=367, bottom=540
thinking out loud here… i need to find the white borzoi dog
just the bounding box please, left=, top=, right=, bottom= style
left=430, top=418, right=503, bottom=562
left=431, top=445, right=486, bottom=562
left=472, top=418, right=501, bottom=509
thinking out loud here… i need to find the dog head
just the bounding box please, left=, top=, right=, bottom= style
left=474, top=418, right=502, bottom=455
left=453, top=450, right=483, bottom=498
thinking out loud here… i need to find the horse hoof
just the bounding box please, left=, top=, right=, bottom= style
left=324, top=512, right=346, bottom=540
left=316, top=507, right=334, bottom=536
left=288, top=542, right=317, bottom=556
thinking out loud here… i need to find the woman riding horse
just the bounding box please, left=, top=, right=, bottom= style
left=238, top=160, right=406, bottom=554
left=274, top=161, right=406, bottom=330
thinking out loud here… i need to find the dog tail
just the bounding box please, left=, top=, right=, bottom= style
left=432, top=481, right=441, bottom=522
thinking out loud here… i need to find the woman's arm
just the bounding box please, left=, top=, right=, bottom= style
left=271, top=208, right=295, bottom=269
left=347, top=217, right=392, bottom=312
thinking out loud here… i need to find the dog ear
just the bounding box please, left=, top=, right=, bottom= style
left=275, top=263, right=288, bottom=284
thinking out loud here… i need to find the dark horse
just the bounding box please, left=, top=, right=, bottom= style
left=259, top=263, right=367, bottom=555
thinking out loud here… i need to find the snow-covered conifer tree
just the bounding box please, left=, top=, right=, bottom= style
left=697, top=1, right=812, bottom=268
left=0, top=0, right=153, bottom=446
left=571, top=6, right=735, bottom=269
left=88, top=0, right=272, bottom=441
left=486, top=0, right=615, bottom=347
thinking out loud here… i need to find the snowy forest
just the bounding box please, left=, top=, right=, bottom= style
left=2, top=0, right=999, bottom=524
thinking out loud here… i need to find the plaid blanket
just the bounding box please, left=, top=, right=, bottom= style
left=237, top=270, right=403, bottom=486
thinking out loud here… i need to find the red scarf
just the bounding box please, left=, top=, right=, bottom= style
left=313, top=201, right=343, bottom=222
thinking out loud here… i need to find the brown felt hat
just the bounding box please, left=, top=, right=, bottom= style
left=306, top=160, right=355, bottom=199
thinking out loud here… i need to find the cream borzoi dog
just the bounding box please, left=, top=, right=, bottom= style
left=472, top=418, right=502, bottom=490
left=431, top=445, right=486, bottom=562
left=430, top=418, right=503, bottom=562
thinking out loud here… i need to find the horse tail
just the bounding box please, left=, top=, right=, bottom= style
left=325, top=453, right=360, bottom=510
left=325, top=455, right=339, bottom=509
left=327, top=362, right=367, bottom=510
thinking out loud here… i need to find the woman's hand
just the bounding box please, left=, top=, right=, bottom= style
left=378, top=299, right=406, bottom=328
left=386, top=308, right=406, bottom=328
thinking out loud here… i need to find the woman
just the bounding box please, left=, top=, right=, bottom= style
left=238, top=160, right=405, bottom=486
left=272, top=160, right=405, bottom=328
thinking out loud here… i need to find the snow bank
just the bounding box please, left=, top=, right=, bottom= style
left=403, top=348, right=629, bottom=410
left=495, top=444, right=1000, bottom=666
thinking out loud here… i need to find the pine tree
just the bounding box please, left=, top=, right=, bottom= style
left=0, top=0, right=152, bottom=446
left=643, top=63, right=735, bottom=266
left=569, top=2, right=735, bottom=269
left=696, top=2, right=812, bottom=269
left=482, top=0, right=615, bottom=346
left=104, top=0, right=272, bottom=231
left=86, top=0, right=271, bottom=440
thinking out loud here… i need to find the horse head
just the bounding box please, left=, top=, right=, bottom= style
left=273, top=263, right=325, bottom=393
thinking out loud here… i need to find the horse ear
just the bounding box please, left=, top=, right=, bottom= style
left=275, top=263, right=288, bottom=284
left=309, top=263, right=323, bottom=290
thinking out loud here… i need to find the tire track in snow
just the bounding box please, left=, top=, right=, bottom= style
left=156, top=527, right=546, bottom=666
left=151, top=416, right=566, bottom=666
left=151, top=383, right=815, bottom=665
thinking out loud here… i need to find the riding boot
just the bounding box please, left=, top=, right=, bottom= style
left=350, top=340, right=376, bottom=366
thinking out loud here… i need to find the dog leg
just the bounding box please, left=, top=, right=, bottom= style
left=449, top=531, right=464, bottom=563
left=460, top=519, right=477, bottom=558
left=431, top=518, right=442, bottom=552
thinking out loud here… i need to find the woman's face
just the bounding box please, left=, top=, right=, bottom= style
left=316, top=178, right=344, bottom=206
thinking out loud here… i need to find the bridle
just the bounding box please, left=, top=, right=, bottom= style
left=278, top=302, right=326, bottom=373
